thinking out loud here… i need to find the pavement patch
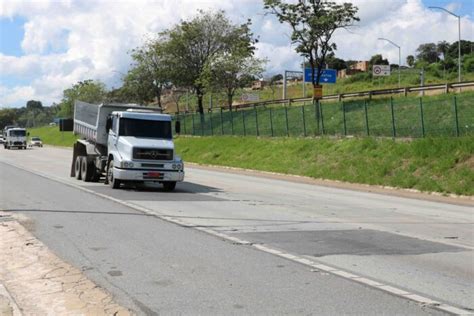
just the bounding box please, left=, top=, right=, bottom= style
left=237, top=229, right=465, bottom=257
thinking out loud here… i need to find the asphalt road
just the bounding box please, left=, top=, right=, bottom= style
left=1, top=146, right=472, bottom=315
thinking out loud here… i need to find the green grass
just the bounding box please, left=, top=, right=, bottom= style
left=27, top=125, right=78, bottom=147
left=177, top=92, right=474, bottom=138
left=175, top=136, right=474, bottom=196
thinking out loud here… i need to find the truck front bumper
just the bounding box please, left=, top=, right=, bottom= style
left=113, top=168, right=184, bottom=182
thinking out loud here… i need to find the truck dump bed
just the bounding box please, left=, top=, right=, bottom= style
left=74, top=101, right=161, bottom=146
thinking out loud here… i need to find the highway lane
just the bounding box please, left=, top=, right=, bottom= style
left=1, top=146, right=473, bottom=314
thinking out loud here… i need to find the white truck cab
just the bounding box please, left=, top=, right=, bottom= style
left=4, top=127, right=27, bottom=150
left=105, top=110, right=184, bottom=190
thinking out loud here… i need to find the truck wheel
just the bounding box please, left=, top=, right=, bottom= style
left=107, top=160, right=121, bottom=189
left=74, top=156, right=84, bottom=180
left=162, top=181, right=176, bottom=192
left=81, top=158, right=94, bottom=182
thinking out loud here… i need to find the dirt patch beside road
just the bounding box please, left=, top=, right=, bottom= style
left=0, top=212, right=131, bottom=315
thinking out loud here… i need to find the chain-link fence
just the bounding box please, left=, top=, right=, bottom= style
left=176, top=94, right=474, bottom=138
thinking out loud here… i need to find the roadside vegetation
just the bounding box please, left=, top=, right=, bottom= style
left=179, top=91, right=474, bottom=139
left=174, top=136, right=474, bottom=196
left=27, top=125, right=78, bottom=147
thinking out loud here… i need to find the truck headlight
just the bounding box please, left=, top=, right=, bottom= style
left=122, top=161, right=134, bottom=168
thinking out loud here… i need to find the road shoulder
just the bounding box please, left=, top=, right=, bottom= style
left=0, top=212, right=131, bottom=315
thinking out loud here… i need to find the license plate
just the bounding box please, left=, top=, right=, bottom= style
left=148, top=172, right=161, bottom=178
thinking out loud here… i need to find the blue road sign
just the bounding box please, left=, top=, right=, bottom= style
left=304, top=68, right=337, bottom=84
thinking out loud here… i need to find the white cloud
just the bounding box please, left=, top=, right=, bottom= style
left=0, top=0, right=473, bottom=108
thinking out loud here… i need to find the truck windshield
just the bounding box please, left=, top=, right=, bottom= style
left=10, top=130, right=26, bottom=137
left=119, top=118, right=171, bottom=139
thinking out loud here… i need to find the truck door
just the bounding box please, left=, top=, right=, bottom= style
left=108, top=115, right=119, bottom=148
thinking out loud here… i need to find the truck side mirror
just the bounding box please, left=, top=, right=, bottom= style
left=105, top=117, right=112, bottom=133
left=175, top=121, right=181, bottom=134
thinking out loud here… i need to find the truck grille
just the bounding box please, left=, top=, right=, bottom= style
left=133, top=148, right=173, bottom=161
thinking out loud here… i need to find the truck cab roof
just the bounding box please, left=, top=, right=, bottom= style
left=112, top=111, right=172, bottom=122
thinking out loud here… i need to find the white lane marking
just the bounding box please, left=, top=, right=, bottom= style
left=2, top=160, right=473, bottom=316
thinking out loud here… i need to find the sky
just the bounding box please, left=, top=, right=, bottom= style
left=0, top=0, right=473, bottom=108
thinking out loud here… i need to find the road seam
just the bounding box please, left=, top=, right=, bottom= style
left=1, top=160, right=472, bottom=316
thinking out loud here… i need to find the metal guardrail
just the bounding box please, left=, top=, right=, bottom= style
left=222, top=81, right=474, bottom=112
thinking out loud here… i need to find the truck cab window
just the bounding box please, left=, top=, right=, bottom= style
left=111, top=116, right=118, bottom=134
left=119, top=118, right=171, bottom=139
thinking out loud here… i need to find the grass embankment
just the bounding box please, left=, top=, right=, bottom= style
left=28, top=125, right=78, bottom=147
left=180, top=92, right=474, bottom=138
left=175, top=136, right=474, bottom=196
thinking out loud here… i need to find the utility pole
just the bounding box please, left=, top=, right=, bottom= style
left=429, top=6, right=461, bottom=82
left=378, top=38, right=401, bottom=88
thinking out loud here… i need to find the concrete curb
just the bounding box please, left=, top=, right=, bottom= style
left=0, top=284, right=22, bottom=316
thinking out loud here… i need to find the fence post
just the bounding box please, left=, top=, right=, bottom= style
left=320, top=102, right=325, bottom=135
left=419, top=98, right=425, bottom=138
left=270, top=108, right=274, bottom=137
left=220, top=108, right=224, bottom=135
left=201, top=113, right=204, bottom=136
left=302, top=105, right=306, bottom=137
left=285, top=106, right=289, bottom=137
left=192, top=113, right=195, bottom=135
left=364, top=100, right=370, bottom=136
left=254, top=105, right=259, bottom=136
left=209, top=111, right=213, bottom=136
left=230, top=109, right=234, bottom=135
left=242, top=110, right=246, bottom=136
left=453, top=96, right=460, bottom=137
left=390, top=97, right=396, bottom=138
left=183, top=114, right=187, bottom=134
left=342, top=102, right=347, bottom=136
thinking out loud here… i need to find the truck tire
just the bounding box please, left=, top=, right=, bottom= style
left=81, top=158, right=95, bottom=182
left=162, top=181, right=176, bottom=192
left=74, top=156, right=84, bottom=180
left=107, top=160, right=121, bottom=189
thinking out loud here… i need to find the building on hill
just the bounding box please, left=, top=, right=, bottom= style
left=338, top=60, right=369, bottom=78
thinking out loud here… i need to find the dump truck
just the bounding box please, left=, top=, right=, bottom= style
left=71, top=100, right=184, bottom=191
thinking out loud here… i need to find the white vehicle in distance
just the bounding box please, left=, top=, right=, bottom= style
left=29, top=136, right=43, bottom=147
left=4, top=127, right=27, bottom=149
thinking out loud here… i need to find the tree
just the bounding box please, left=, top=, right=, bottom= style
left=120, top=65, right=157, bottom=104
left=406, top=55, right=415, bottom=67
left=267, top=74, right=283, bottom=100
left=264, top=0, right=359, bottom=98
left=369, top=54, right=389, bottom=67
left=0, top=108, right=17, bottom=130
left=161, top=10, right=254, bottom=114
left=326, top=54, right=347, bottom=70
left=436, top=40, right=450, bottom=60
left=58, top=80, right=107, bottom=118
left=26, top=100, right=43, bottom=111
left=204, top=55, right=266, bottom=110
left=446, top=40, right=474, bottom=60
left=128, top=41, right=171, bottom=109
left=416, top=43, right=438, bottom=64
